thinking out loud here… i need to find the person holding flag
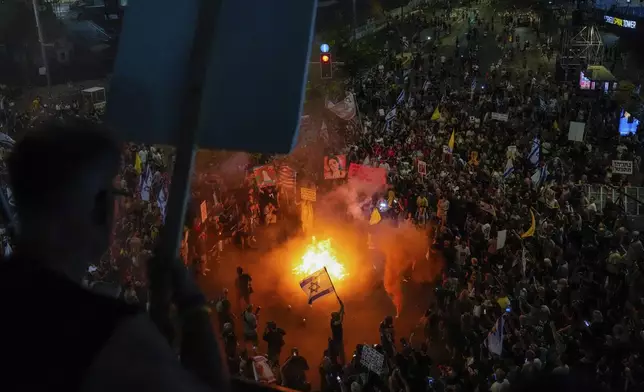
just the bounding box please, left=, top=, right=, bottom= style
left=298, top=267, right=339, bottom=305
left=329, top=299, right=345, bottom=364
left=521, top=209, right=536, bottom=238
left=134, top=151, right=143, bottom=175
left=431, top=106, right=441, bottom=121
left=447, top=130, right=455, bottom=154
left=503, top=158, right=514, bottom=179
left=527, top=136, right=540, bottom=166
left=486, top=315, right=504, bottom=357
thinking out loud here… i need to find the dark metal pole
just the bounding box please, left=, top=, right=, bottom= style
left=31, top=0, right=51, bottom=88
left=352, top=0, right=358, bottom=42
left=149, top=0, right=225, bottom=341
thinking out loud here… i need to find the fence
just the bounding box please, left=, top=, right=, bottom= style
left=582, top=184, right=644, bottom=215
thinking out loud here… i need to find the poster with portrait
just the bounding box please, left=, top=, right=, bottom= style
left=252, top=165, right=277, bottom=188
left=417, top=160, right=427, bottom=176
left=324, top=155, right=347, bottom=179
left=468, top=151, right=480, bottom=166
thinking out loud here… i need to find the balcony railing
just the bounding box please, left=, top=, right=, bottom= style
left=231, top=377, right=298, bottom=392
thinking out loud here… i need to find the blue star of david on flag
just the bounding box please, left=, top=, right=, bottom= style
left=299, top=268, right=335, bottom=305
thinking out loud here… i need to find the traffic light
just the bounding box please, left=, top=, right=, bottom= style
left=320, top=53, right=333, bottom=79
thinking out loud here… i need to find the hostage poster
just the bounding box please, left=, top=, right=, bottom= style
left=324, top=155, right=347, bottom=179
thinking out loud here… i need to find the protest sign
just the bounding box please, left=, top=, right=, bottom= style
left=360, top=345, right=385, bottom=374
left=300, top=187, right=317, bottom=202
left=324, top=155, right=348, bottom=179
left=568, top=122, right=585, bottom=142
left=253, top=165, right=277, bottom=187
left=200, top=200, right=207, bottom=223
left=348, top=163, right=387, bottom=185
left=469, top=151, right=480, bottom=166
left=252, top=355, right=277, bottom=384
left=491, top=112, right=509, bottom=122
left=612, top=160, right=633, bottom=175
left=496, top=230, right=507, bottom=250
left=506, top=146, right=517, bottom=159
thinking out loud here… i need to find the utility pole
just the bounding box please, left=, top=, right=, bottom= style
left=31, top=0, right=52, bottom=88
left=352, top=0, right=358, bottom=42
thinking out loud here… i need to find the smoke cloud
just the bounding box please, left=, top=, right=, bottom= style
left=244, top=181, right=444, bottom=317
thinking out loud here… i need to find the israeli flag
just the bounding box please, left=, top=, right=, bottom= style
left=531, top=164, right=548, bottom=189
left=385, top=108, right=397, bottom=123
left=471, top=78, right=477, bottom=91
left=527, top=137, right=540, bottom=166
left=3, top=238, right=12, bottom=258
left=157, top=187, right=168, bottom=222
left=139, top=166, right=153, bottom=202
left=396, top=90, right=405, bottom=105
left=503, top=159, right=514, bottom=179
left=486, top=316, right=504, bottom=356
left=299, top=268, right=335, bottom=305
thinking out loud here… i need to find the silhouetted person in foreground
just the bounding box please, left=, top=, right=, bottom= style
left=0, top=121, right=228, bottom=391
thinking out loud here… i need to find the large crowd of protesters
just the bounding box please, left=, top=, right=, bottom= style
left=210, top=5, right=644, bottom=392
left=3, top=1, right=644, bottom=391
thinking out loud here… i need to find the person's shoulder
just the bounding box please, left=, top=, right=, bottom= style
left=82, top=313, right=212, bottom=392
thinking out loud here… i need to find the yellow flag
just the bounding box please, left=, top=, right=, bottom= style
left=134, top=153, right=142, bottom=174
left=521, top=209, right=536, bottom=238
left=369, top=208, right=382, bottom=225
left=447, top=130, right=455, bottom=152
left=431, top=107, right=441, bottom=121
left=553, top=120, right=559, bottom=130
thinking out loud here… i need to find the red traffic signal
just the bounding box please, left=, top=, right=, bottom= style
left=320, top=53, right=332, bottom=79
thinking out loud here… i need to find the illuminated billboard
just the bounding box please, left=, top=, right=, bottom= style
left=604, top=15, right=637, bottom=29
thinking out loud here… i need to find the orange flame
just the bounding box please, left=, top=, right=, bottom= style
left=292, top=237, right=346, bottom=281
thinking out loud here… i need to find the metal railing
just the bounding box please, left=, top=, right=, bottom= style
left=232, top=377, right=297, bottom=392
left=582, top=184, right=644, bottom=215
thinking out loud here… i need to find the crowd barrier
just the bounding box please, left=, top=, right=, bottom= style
left=582, top=184, right=644, bottom=216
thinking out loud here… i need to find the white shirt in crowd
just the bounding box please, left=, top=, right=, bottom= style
left=482, top=223, right=491, bottom=240
left=552, top=364, right=569, bottom=375
left=490, top=379, right=510, bottom=392
left=138, top=149, right=148, bottom=165
left=587, top=202, right=597, bottom=213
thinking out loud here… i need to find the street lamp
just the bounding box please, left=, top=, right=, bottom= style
left=31, top=0, right=51, bottom=88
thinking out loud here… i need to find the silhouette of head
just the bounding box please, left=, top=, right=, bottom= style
left=8, top=120, right=121, bottom=279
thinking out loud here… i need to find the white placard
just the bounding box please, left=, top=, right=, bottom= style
left=491, top=112, right=509, bottom=122
left=200, top=200, right=208, bottom=223
left=506, top=145, right=517, bottom=159
left=360, top=345, right=385, bottom=374
left=496, top=230, right=507, bottom=250
left=568, top=121, right=586, bottom=142
left=612, top=160, right=633, bottom=175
